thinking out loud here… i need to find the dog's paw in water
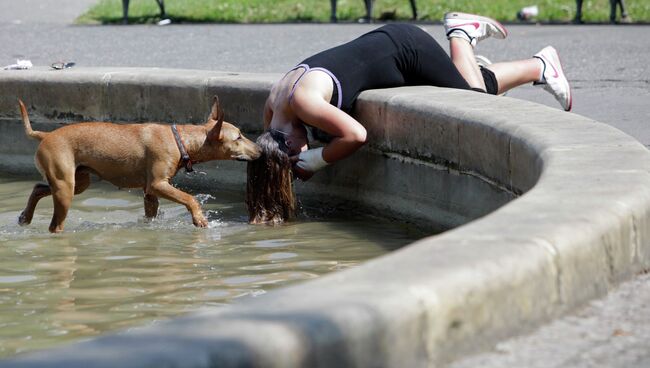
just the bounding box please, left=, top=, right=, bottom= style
left=17, top=211, right=30, bottom=226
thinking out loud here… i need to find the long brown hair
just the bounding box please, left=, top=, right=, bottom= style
left=246, top=130, right=296, bottom=224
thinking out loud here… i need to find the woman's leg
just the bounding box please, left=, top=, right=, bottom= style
left=485, top=59, right=542, bottom=95
left=488, top=46, right=571, bottom=111
left=444, top=12, right=508, bottom=92
left=450, top=43, right=571, bottom=111
left=449, top=38, right=486, bottom=91
left=406, top=25, right=474, bottom=91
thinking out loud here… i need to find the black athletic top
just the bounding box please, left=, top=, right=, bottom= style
left=286, top=24, right=495, bottom=142
left=289, top=24, right=471, bottom=112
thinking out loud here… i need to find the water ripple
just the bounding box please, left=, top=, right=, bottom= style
left=0, top=176, right=423, bottom=358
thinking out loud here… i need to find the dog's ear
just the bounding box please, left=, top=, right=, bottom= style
left=207, top=96, right=224, bottom=141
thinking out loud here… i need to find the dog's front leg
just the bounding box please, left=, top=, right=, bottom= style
left=144, top=193, right=159, bottom=218
left=149, top=181, right=208, bottom=227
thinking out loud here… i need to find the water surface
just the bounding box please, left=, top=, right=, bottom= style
left=0, top=175, right=425, bottom=357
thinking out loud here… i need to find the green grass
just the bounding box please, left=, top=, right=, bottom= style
left=76, top=0, right=650, bottom=24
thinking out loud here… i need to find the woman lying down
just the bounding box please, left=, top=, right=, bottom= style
left=247, top=12, right=572, bottom=224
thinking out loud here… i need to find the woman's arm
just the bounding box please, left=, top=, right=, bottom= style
left=290, top=83, right=367, bottom=164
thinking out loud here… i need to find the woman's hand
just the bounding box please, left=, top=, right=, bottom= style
left=290, top=155, right=314, bottom=181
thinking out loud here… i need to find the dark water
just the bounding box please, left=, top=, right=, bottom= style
left=0, top=175, right=425, bottom=357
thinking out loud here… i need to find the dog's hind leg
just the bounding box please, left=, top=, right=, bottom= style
left=20, top=169, right=88, bottom=228
left=144, top=193, right=159, bottom=218
left=19, top=183, right=52, bottom=226
left=48, top=177, right=74, bottom=233
left=23, top=169, right=90, bottom=231
left=40, top=160, right=77, bottom=233
left=25, top=170, right=90, bottom=230
left=18, top=160, right=90, bottom=226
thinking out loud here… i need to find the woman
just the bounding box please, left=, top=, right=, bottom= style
left=247, top=12, right=571, bottom=223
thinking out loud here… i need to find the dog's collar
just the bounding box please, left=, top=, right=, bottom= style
left=171, top=124, right=194, bottom=173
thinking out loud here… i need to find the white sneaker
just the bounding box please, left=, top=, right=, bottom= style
left=444, top=12, right=508, bottom=47
left=534, top=46, right=572, bottom=111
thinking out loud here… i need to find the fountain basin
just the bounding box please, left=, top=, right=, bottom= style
left=1, top=68, right=650, bottom=367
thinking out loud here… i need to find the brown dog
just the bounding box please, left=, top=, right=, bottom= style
left=17, top=96, right=261, bottom=233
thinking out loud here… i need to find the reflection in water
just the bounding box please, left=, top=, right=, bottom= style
left=0, top=175, right=426, bottom=357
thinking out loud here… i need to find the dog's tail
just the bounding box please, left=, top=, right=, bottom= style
left=18, top=99, right=47, bottom=141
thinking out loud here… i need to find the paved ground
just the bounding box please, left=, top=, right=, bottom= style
left=2, top=1, right=650, bottom=366
left=450, top=272, right=650, bottom=368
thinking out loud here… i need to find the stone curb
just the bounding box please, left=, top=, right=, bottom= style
left=1, top=68, right=650, bottom=367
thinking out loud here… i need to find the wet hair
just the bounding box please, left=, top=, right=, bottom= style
left=246, top=130, right=296, bottom=224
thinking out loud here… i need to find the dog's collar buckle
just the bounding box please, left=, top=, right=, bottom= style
left=171, top=124, right=194, bottom=173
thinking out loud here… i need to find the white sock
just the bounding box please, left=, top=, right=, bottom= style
left=447, top=29, right=473, bottom=45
